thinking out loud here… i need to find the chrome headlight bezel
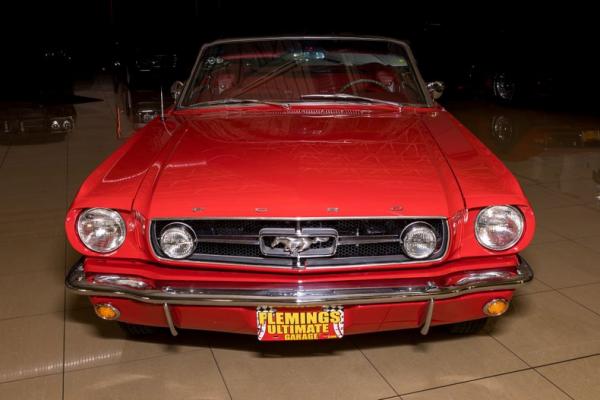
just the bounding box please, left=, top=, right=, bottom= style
left=475, top=205, right=524, bottom=251
left=158, top=222, right=197, bottom=259
left=400, top=221, right=438, bottom=260
left=76, top=208, right=126, bottom=253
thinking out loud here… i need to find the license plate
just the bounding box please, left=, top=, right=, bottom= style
left=256, top=306, right=344, bottom=341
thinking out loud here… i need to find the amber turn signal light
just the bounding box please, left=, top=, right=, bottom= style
left=483, top=298, right=510, bottom=317
left=94, top=303, right=120, bottom=320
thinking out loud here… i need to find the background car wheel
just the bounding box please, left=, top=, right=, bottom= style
left=118, top=322, right=159, bottom=336
left=493, top=72, right=517, bottom=103
left=490, top=114, right=516, bottom=143
left=447, top=318, right=488, bottom=334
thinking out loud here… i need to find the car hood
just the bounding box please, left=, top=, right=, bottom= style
left=134, top=109, right=465, bottom=219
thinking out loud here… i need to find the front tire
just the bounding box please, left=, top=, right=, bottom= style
left=447, top=318, right=489, bottom=334
left=118, top=322, right=159, bottom=336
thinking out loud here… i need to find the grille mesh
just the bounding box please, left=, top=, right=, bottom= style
left=196, top=243, right=262, bottom=258
left=151, top=218, right=447, bottom=267
left=335, top=243, right=401, bottom=258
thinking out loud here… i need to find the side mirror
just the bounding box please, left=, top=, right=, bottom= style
left=427, top=81, right=445, bottom=100
left=170, top=80, right=185, bottom=101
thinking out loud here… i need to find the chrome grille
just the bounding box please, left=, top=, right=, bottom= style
left=151, top=218, right=448, bottom=268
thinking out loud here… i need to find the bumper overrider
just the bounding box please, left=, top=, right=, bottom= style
left=66, top=257, right=533, bottom=336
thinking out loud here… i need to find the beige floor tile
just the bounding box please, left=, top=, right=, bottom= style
left=574, top=235, right=600, bottom=254
left=560, top=283, right=600, bottom=315
left=0, top=313, right=63, bottom=383
left=0, top=144, right=66, bottom=172
left=0, top=144, right=8, bottom=161
left=0, top=210, right=66, bottom=241
left=509, top=152, right=600, bottom=184
left=530, top=226, right=568, bottom=246
left=504, top=158, right=560, bottom=184
left=536, top=206, right=600, bottom=239
left=64, top=351, right=230, bottom=400
left=537, top=355, right=600, bottom=400
left=0, top=182, right=65, bottom=213
left=521, top=241, right=600, bottom=289
left=65, top=291, right=91, bottom=311
left=354, top=331, right=526, bottom=394
left=491, top=291, right=600, bottom=366
left=0, top=171, right=66, bottom=212
left=0, top=234, right=65, bottom=275
left=523, top=184, right=581, bottom=210
left=0, top=268, right=65, bottom=319
left=542, top=178, right=600, bottom=208
left=505, top=157, right=588, bottom=184
left=514, top=278, right=553, bottom=296
left=211, top=335, right=396, bottom=400
left=403, top=370, right=570, bottom=400
left=65, top=308, right=207, bottom=372
left=0, top=374, right=62, bottom=400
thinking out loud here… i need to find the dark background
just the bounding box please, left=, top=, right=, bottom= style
left=3, top=1, right=599, bottom=110
left=4, top=2, right=596, bottom=73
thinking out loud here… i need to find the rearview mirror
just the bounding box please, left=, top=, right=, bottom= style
left=170, top=81, right=185, bottom=101
left=427, top=81, right=445, bottom=100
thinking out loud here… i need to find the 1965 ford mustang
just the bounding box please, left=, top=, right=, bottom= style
left=66, top=36, right=534, bottom=340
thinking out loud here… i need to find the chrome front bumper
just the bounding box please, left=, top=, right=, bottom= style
left=66, top=257, right=533, bottom=307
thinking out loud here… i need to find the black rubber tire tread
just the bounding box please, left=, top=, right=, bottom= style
left=118, top=322, right=158, bottom=336
left=447, top=318, right=489, bottom=334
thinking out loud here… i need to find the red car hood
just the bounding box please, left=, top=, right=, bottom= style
left=136, top=110, right=465, bottom=219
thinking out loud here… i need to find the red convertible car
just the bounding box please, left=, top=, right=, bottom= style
left=66, top=36, right=534, bottom=340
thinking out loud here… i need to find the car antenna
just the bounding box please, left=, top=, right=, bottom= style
left=160, top=85, right=165, bottom=121
left=159, top=84, right=175, bottom=136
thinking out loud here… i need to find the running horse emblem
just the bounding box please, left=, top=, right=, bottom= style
left=271, top=236, right=330, bottom=255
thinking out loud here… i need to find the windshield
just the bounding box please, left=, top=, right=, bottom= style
left=179, top=37, right=429, bottom=108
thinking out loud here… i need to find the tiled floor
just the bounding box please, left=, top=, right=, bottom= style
left=1, top=81, right=599, bottom=400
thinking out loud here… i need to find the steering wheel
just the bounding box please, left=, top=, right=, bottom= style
left=338, top=79, right=390, bottom=93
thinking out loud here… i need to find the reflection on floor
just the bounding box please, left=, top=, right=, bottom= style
left=1, top=80, right=599, bottom=399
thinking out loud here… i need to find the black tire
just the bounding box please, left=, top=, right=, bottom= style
left=118, top=322, right=158, bottom=336
left=492, top=72, right=517, bottom=103
left=447, top=318, right=489, bottom=334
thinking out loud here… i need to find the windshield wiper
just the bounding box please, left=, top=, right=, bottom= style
left=301, top=93, right=402, bottom=108
left=186, top=98, right=289, bottom=109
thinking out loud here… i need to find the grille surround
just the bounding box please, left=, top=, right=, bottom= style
left=150, top=217, right=449, bottom=269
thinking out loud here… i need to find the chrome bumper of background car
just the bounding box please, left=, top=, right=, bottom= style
left=65, top=257, right=533, bottom=307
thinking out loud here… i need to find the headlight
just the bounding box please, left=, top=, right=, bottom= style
left=77, top=208, right=126, bottom=253
left=136, top=110, right=158, bottom=124
left=401, top=222, right=438, bottom=259
left=159, top=223, right=196, bottom=259
left=475, top=206, right=524, bottom=250
left=49, top=117, right=74, bottom=132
